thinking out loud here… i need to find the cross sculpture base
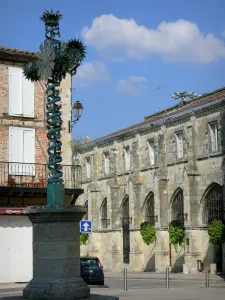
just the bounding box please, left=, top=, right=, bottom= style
left=23, top=205, right=90, bottom=300
left=23, top=205, right=119, bottom=300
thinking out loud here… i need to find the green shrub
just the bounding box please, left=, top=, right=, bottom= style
left=140, top=222, right=156, bottom=245
left=80, top=232, right=89, bottom=245
left=169, top=220, right=185, bottom=252
left=208, top=219, right=225, bottom=248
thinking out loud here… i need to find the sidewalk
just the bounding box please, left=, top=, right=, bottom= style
left=90, top=287, right=225, bottom=300
left=103, top=270, right=225, bottom=281
left=1, top=287, right=224, bottom=300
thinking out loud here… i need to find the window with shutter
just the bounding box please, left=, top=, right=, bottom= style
left=8, top=127, right=35, bottom=175
left=8, top=67, right=34, bottom=117
left=8, top=67, right=23, bottom=116
left=209, top=123, right=218, bottom=152
left=22, top=74, right=34, bottom=117
left=148, top=140, right=155, bottom=166
left=176, top=132, right=184, bottom=159
left=23, top=129, right=35, bottom=175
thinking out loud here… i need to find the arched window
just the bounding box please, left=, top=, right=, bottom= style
left=144, top=192, right=155, bottom=225
left=171, top=189, right=185, bottom=224
left=122, top=196, right=131, bottom=226
left=202, top=183, right=223, bottom=224
left=101, top=198, right=109, bottom=228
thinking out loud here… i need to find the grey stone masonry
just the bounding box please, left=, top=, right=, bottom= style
left=23, top=205, right=90, bottom=300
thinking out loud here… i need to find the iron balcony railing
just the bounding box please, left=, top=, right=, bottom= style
left=122, top=217, right=132, bottom=226
left=0, top=161, right=82, bottom=189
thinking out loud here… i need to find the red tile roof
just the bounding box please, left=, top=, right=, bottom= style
left=0, top=46, right=37, bottom=62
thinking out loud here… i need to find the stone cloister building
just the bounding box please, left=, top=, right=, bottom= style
left=76, top=87, right=225, bottom=273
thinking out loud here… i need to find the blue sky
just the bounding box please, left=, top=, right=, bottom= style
left=1, top=0, right=225, bottom=140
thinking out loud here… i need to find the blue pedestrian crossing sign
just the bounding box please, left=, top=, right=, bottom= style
left=80, top=220, right=92, bottom=233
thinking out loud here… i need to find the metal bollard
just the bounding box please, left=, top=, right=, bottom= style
left=124, top=268, right=128, bottom=290
left=205, top=269, right=210, bottom=288
left=166, top=267, right=170, bottom=289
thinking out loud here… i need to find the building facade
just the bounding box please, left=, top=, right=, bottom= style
left=78, top=87, right=225, bottom=273
left=0, top=46, right=82, bottom=283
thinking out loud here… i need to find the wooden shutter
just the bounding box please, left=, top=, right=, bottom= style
left=22, top=75, right=34, bottom=117
left=8, top=127, right=23, bottom=175
left=23, top=128, right=35, bottom=175
left=8, top=67, right=23, bottom=116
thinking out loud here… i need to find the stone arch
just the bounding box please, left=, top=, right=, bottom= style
left=170, top=188, right=185, bottom=224
left=142, top=192, right=155, bottom=225
left=120, top=194, right=130, bottom=264
left=100, top=197, right=109, bottom=228
left=201, top=182, right=223, bottom=224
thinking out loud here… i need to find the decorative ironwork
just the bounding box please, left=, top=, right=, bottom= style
left=101, top=219, right=110, bottom=229
left=122, top=217, right=132, bottom=226
left=23, top=10, right=86, bottom=205
left=147, top=215, right=158, bottom=224
left=203, top=184, right=223, bottom=224
left=171, top=189, right=185, bottom=224
left=177, top=213, right=188, bottom=221
left=0, top=161, right=81, bottom=189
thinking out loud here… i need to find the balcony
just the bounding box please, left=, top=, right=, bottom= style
left=0, top=161, right=82, bottom=199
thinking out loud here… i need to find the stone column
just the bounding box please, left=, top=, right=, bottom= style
left=23, top=205, right=90, bottom=300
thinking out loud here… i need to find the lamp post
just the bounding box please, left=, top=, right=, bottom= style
left=68, top=100, right=83, bottom=133
left=23, top=9, right=86, bottom=205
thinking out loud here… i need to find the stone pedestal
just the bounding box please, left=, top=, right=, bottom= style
left=23, top=205, right=90, bottom=300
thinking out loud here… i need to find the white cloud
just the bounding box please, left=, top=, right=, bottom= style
left=82, top=14, right=225, bottom=63
left=73, top=61, right=110, bottom=88
left=117, top=76, right=148, bottom=95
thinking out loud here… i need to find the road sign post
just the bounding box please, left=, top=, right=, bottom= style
left=80, top=220, right=92, bottom=233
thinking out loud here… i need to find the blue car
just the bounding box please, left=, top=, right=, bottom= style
left=80, top=256, right=104, bottom=285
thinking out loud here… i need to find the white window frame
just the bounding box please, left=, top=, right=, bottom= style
left=8, top=66, right=34, bottom=118
left=175, top=131, right=184, bottom=159
left=209, top=122, right=218, bottom=152
left=124, top=147, right=131, bottom=171
left=8, top=127, right=35, bottom=176
left=103, top=152, right=110, bottom=175
left=148, top=140, right=155, bottom=166
left=85, top=157, right=92, bottom=179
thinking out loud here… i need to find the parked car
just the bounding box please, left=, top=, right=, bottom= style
left=80, top=256, right=104, bottom=285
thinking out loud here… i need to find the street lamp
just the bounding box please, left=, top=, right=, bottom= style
left=68, top=100, right=83, bottom=133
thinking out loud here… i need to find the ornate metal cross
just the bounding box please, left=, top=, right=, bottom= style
left=23, top=10, right=86, bottom=205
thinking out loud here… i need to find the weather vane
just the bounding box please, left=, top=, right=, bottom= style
left=23, top=9, right=86, bottom=205
left=171, top=91, right=198, bottom=102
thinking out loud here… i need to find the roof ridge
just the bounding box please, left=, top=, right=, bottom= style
left=85, top=87, right=225, bottom=144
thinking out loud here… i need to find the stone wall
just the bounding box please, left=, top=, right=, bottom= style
left=78, top=91, right=225, bottom=273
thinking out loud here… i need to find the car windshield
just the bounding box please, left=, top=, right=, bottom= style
left=81, top=259, right=98, bottom=267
